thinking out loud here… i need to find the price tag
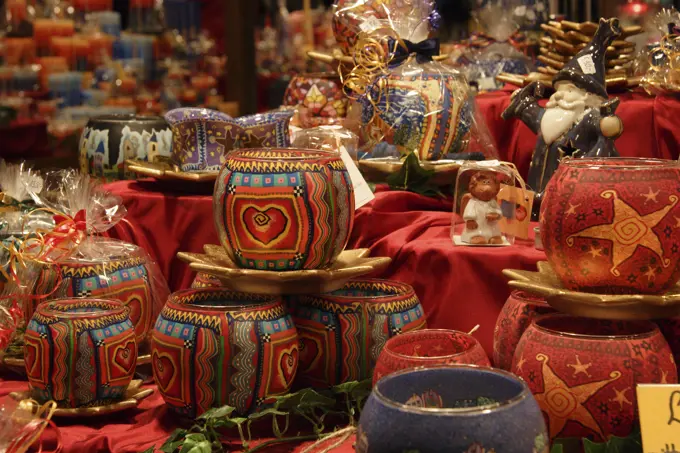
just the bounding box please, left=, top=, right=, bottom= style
left=577, top=54, right=597, bottom=75
left=637, top=384, right=680, bottom=453
left=339, top=146, right=375, bottom=210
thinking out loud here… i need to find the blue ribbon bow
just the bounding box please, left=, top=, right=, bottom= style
left=387, top=37, right=441, bottom=67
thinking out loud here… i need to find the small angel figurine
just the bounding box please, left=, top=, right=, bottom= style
left=460, top=171, right=503, bottom=245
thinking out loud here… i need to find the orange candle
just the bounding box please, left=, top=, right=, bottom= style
left=4, top=38, right=35, bottom=65
left=6, top=0, right=27, bottom=22
left=33, top=20, right=53, bottom=48
left=37, top=56, right=68, bottom=90
left=50, top=37, right=75, bottom=64
left=89, top=33, right=114, bottom=65
left=117, top=77, right=137, bottom=94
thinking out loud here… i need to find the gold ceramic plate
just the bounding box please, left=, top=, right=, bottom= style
left=503, top=261, right=680, bottom=320
left=126, top=159, right=219, bottom=182
left=9, top=380, right=154, bottom=417
left=178, top=246, right=392, bottom=295
left=358, top=159, right=462, bottom=186
left=2, top=353, right=151, bottom=375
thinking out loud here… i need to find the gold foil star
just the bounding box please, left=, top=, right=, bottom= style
left=567, top=190, right=678, bottom=277
left=533, top=354, right=621, bottom=439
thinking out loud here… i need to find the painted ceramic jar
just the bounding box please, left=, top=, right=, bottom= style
left=288, top=279, right=427, bottom=388
left=166, top=108, right=242, bottom=172
left=213, top=148, right=354, bottom=271
left=373, top=329, right=490, bottom=385
left=655, top=318, right=680, bottom=374
left=191, top=272, right=223, bottom=289
left=24, top=299, right=137, bottom=407
left=357, top=366, right=549, bottom=453
left=540, top=158, right=680, bottom=294
left=32, top=239, right=170, bottom=351
left=238, top=110, right=294, bottom=148
left=512, top=314, right=677, bottom=441
left=80, top=114, right=172, bottom=180
left=283, top=73, right=347, bottom=128
left=493, top=291, right=556, bottom=370
left=151, top=288, right=299, bottom=417
left=362, top=71, right=474, bottom=161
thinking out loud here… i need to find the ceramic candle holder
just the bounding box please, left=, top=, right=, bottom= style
left=151, top=288, right=299, bottom=417
left=288, top=279, right=427, bottom=388
left=24, top=299, right=137, bottom=407
left=239, top=110, right=294, bottom=148
left=372, top=329, right=490, bottom=385
left=357, top=366, right=549, bottom=453
left=283, top=73, right=348, bottom=128
left=512, top=314, right=677, bottom=441
left=213, top=148, right=354, bottom=271
left=540, top=158, right=680, bottom=294
left=80, top=114, right=172, bottom=180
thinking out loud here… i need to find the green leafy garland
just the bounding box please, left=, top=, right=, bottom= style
left=385, top=152, right=444, bottom=198
left=142, top=380, right=372, bottom=453
left=550, top=430, right=641, bottom=453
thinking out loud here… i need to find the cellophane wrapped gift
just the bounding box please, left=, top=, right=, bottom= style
left=292, top=125, right=359, bottom=159
left=0, top=160, right=44, bottom=219
left=18, top=170, right=170, bottom=355
left=452, top=161, right=533, bottom=247
left=337, top=1, right=498, bottom=162
left=457, top=3, right=532, bottom=92
left=0, top=397, right=57, bottom=453
left=641, top=9, right=680, bottom=96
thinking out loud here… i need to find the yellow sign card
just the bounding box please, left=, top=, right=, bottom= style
left=637, top=384, right=680, bottom=453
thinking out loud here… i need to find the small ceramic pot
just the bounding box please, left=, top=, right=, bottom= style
left=24, top=299, right=137, bottom=407
left=363, top=71, right=474, bottom=161
left=513, top=314, right=677, bottom=441
left=238, top=110, right=294, bottom=148
left=32, top=239, right=170, bottom=351
left=283, top=73, right=348, bottom=128
left=213, top=148, right=354, bottom=271
left=165, top=107, right=242, bottom=172
left=151, top=288, right=299, bottom=417
left=493, top=291, right=555, bottom=370
left=80, top=114, right=171, bottom=180
left=540, top=158, right=680, bottom=294
left=288, top=278, right=427, bottom=388
left=357, top=366, right=549, bottom=453
left=373, top=329, right=489, bottom=385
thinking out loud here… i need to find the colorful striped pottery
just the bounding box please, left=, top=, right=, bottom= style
left=213, top=148, right=354, bottom=271
left=512, top=314, right=677, bottom=441
left=151, top=288, right=299, bottom=417
left=283, top=73, right=347, bottom=127
left=357, top=366, right=549, bottom=453
left=493, top=291, right=556, bottom=370
left=288, top=279, right=427, bottom=388
left=373, top=329, right=490, bottom=385
left=24, top=299, right=137, bottom=407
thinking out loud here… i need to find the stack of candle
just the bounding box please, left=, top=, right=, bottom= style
left=87, top=31, right=115, bottom=67
left=47, top=72, right=83, bottom=106
left=12, top=66, right=39, bottom=92
left=89, top=11, right=121, bottom=37
left=114, top=34, right=155, bottom=81
left=37, top=56, right=69, bottom=90
left=34, top=19, right=75, bottom=56
left=3, top=38, right=35, bottom=65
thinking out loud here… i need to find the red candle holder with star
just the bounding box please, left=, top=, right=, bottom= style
left=540, top=158, right=680, bottom=295
left=512, top=313, right=677, bottom=441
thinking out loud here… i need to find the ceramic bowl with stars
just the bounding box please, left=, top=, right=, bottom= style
left=372, top=329, right=489, bottom=386
left=540, top=158, right=680, bottom=294
left=512, top=313, right=677, bottom=441
left=213, top=148, right=354, bottom=271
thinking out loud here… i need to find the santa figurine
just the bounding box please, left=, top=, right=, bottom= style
left=502, top=18, right=624, bottom=219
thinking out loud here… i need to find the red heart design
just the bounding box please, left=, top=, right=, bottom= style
left=298, top=336, right=320, bottom=372
left=152, top=351, right=177, bottom=393
left=279, top=347, right=299, bottom=387
left=243, top=206, right=289, bottom=246
left=114, top=340, right=136, bottom=375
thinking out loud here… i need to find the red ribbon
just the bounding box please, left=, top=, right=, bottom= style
left=45, top=209, right=87, bottom=252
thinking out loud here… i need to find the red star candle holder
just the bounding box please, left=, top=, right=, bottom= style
left=512, top=314, right=677, bottom=441
left=540, top=158, right=680, bottom=294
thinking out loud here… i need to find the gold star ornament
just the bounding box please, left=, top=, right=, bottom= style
left=566, top=190, right=678, bottom=277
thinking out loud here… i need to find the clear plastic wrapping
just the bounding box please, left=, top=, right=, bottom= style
left=641, top=9, right=680, bottom=95
left=0, top=160, right=43, bottom=215
left=292, top=126, right=359, bottom=159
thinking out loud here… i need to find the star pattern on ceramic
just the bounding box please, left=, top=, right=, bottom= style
left=587, top=246, right=603, bottom=258
left=609, top=387, right=632, bottom=410
left=558, top=140, right=581, bottom=159
left=565, top=202, right=581, bottom=217
left=675, top=216, right=680, bottom=228
left=533, top=353, right=621, bottom=439
left=567, top=190, right=678, bottom=277
left=516, top=354, right=527, bottom=372
left=567, top=355, right=592, bottom=378
left=644, top=267, right=658, bottom=282
left=662, top=369, right=670, bottom=384
left=643, top=188, right=660, bottom=203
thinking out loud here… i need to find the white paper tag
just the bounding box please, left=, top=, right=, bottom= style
left=359, top=16, right=383, bottom=33
left=577, top=54, right=597, bottom=75
left=339, top=146, right=375, bottom=210
left=478, top=77, right=498, bottom=91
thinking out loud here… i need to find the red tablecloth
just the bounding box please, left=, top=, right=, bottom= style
left=0, top=381, right=356, bottom=453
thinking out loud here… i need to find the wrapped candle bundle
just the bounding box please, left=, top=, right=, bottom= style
left=641, top=9, right=680, bottom=96
left=338, top=0, right=497, bottom=161
left=457, top=3, right=532, bottom=92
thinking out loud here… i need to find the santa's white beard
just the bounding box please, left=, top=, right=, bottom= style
left=540, top=106, right=581, bottom=145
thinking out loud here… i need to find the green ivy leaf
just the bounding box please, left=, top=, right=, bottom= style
left=139, top=447, right=155, bottom=453
left=247, top=408, right=287, bottom=421
left=197, top=406, right=235, bottom=420
left=349, top=379, right=372, bottom=401
left=331, top=381, right=360, bottom=395
left=158, top=429, right=188, bottom=453
left=550, top=445, right=564, bottom=453
left=273, top=388, right=336, bottom=411
left=582, top=439, right=607, bottom=453
left=385, top=152, right=442, bottom=197
left=159, top=440, right=185, bottom=453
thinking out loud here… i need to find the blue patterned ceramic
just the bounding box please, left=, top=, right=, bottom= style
left=362, top=72, right=473, bottom=161
left=165, top=108, right=243, bottom=172
left=239, top=111, right=294, bottom=148
left=357, top=365, right=549, bottom=453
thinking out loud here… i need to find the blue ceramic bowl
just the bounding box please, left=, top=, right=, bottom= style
left=358, top=365, right=548, bottom=453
